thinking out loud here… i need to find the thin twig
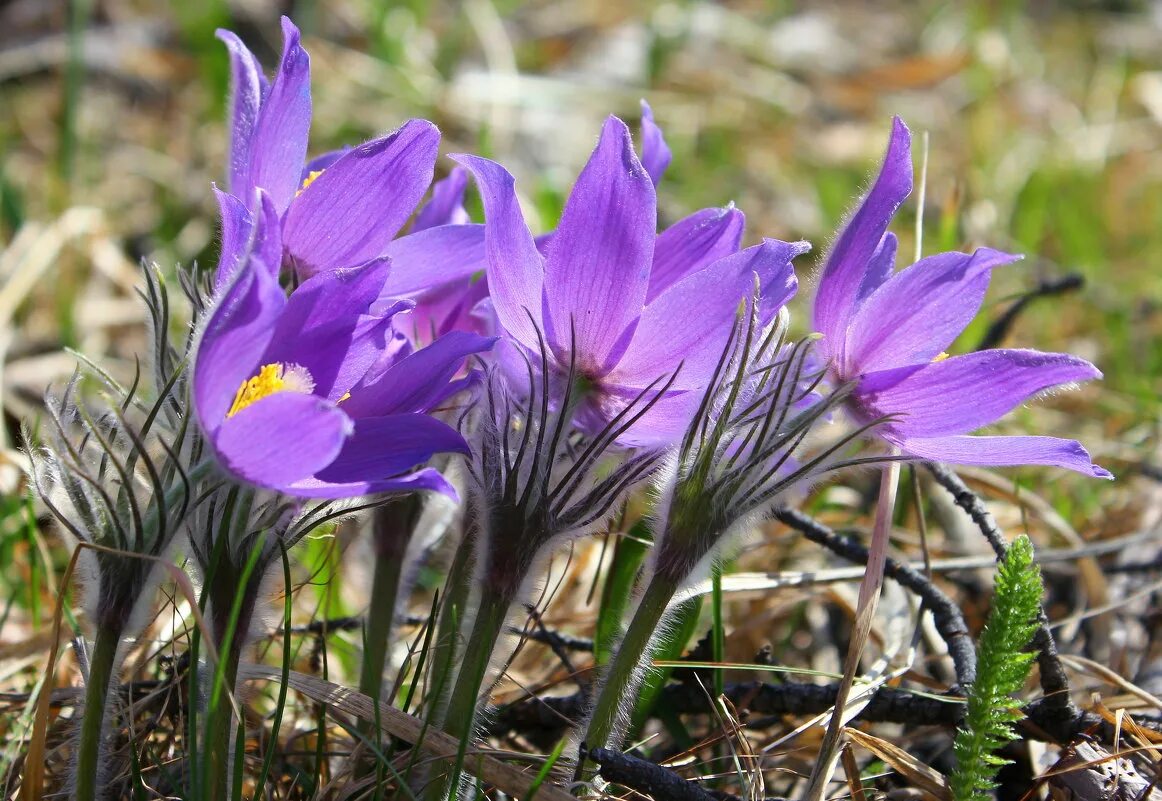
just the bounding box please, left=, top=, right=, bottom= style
left=975, top=273, right=1085, bottom=351
left=275, top=614, right=596, bottom=653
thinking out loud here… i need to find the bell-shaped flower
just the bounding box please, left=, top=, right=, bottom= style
left=214, top=17, right=486, bottom=308
left=813, top=117, right=1111, bottom=478
left=453, top=115, right=808, bottom=446
left=193, top=224, right=495, bottom=498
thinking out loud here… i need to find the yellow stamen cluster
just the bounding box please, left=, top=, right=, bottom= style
left=295, top=169, right=325, bottom=197
left=933, top=351, right=950, bottom=363
left=227, top=363, right=315, bottom=418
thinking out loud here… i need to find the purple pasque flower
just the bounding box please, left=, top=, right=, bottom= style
left=453, top=115, right=808, bottom=447
left=215, top=17, right=486, bottom=300
left=530, top=100, right=736, bottom=281
left=394, top=101, right=670, bottom=344
left=193, top=209, right=495, bottom=498
left=813, top=116, right=1111, bottom=478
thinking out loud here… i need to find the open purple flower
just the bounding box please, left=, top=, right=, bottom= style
left=215, top=17, right=485, bottom=304
left=813, top=117, right=1111, bottom=478
left=453, top=115, right=807, bottom=446
left=193, top=219, right=495, bottom=498
left=399, top=102, right=671, bottom=344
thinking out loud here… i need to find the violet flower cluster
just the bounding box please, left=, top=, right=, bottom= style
left=200, top=17, right=495, bottom=499
left=37, top=15, right=1117, bottom=801
left=189, top=29, right=1110, bottom=778
left=194, top=18, right=1108, bottom=509
left=456, top=115, right=803, bottom=447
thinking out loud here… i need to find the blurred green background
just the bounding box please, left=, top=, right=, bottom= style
left=1, top=0, right=1159, bottom=496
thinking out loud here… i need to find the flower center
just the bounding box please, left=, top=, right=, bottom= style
left=227, top=363, right=315, bottom=418
left=295, top=169, right=324, bottom=197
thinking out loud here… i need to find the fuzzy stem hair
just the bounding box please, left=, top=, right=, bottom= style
left=579, top=569, right=682, bottom=762
left=357, top=494, right=424, bottom=763
left=73, top=619, right=124, bottom=801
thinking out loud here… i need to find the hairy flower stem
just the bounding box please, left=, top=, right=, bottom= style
left=205, top=629, right=244, bottom=801
left=74, top=620, right=123, bottom=801
left=424, top=584, right=515, bottom=801
left=425, top=524, right=476, bottom=731
left=204, top=530, right=264, bottom=800
left=358, top=496, right=423, bottom=753
left=578, top=570, right=681, bottom=786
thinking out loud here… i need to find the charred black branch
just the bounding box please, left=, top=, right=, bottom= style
left=770, top=505, right=977, bottom=687
left=494, top=681, right=963, bottom=738
left=496, top=677, right=1136, bottom=746
left=585, top=746, right=722, bottom=801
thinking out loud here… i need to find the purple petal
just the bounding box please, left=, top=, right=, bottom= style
left=382, top=223, right=486, bottom=296
left=314, top=413, right=469, bottom=484
left=216, top=29, right=264, bottom=196
left=247, top=17, right=312, bottom=214
left=439, top=275, right=491, bottom=336
left=813, top=117, right=912, bottom=348
left=301, top=147, right=349, bottom=182
left=351, top=322, right=416, bottom=386
left=648, top=205, right=745, bottom=302
left=640, top=99, right=672, bottom=186
left=261, top=259, right=393, bottom=401
left=858, top=348, right=1102, bottom=439
left=392, top=288, right=466, bottom=345
left=284, top=119, right=440, bottom=277
left=609, top=243, right=782, bottom=390
left=856, top=232, right=898, bottom=304
left=213, top=188, right=253, bottom=290
left=543, top=115, right=655, bottom=374
left=583, top=383, right=699, bottom=447
left=342, top=330, right=496, bottom=417
left=488, top=336, right=542, bottom=395
left=844, top=247, right=1021, bottom=374
left=451, top=153, right=545, bottom=349
left=400, top=275, right=491, bottom=344
left=251, top=189, right=284, bottom=280
left=283, top=466, right=458, bottom=500
left=470, top=295, right=500, bottom=338
left=891, top=434, right=1113, bottom=479
left=194, top=255, right=287, bottom=435
left=753, top=238, right=808, bottom=324
left=414, top=166, right=471, bottom=231
left=212, top=392, right=352, bottom=490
